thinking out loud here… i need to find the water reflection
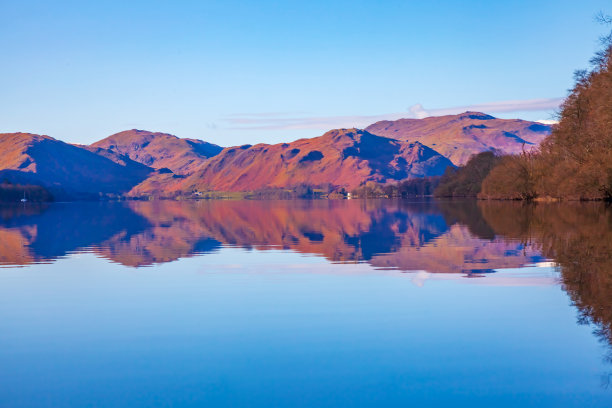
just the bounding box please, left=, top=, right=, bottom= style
left=1, top=200, right=611, bottom=335
left=479, top=201, right=612, bottom=354
left=1, top=199, right=611, bottom=400
left=0, top=200, right=547, bottom=272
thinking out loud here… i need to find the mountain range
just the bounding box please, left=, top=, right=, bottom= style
left=0, top=112, right=551, bottom=199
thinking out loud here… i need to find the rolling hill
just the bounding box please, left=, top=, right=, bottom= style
left=0, top=133, right=152, bottom=199
left=365, top=111, right=551, bottom=165
left=152, top=128, right=455, bottom=194
left=90, top=129, right=223, bottom=174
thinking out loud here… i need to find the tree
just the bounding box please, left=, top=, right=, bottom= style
left=435, top=151, right=502, bottom=197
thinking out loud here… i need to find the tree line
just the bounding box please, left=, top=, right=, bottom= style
left=441, top=16, right=612, bottom=201
left=0, top=180, right=54, bottom=203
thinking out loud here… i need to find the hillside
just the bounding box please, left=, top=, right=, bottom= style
left=147, top=128, right=455, bottom=194
left=90, top=129, right=223, bottom=174
left=0, top=112, right=557, bottom=199
left=0, top=133, right=152, bottom=199
left=365, top=111, right=551, bottom=165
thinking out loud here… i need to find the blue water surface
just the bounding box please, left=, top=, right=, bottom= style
left=0, top=200, right=610, bottom=407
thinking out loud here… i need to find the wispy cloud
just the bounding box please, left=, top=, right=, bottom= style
left=223, top=97, right=563, bottom=131
left=409, top=97, right=564, bottom=119
left=224, top=111, right=308, bottom=118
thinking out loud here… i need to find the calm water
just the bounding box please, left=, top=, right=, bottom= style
left=0, top=199, right=611, bottom=407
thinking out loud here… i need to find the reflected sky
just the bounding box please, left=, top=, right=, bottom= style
left=0, top=199, right=611, bottom=407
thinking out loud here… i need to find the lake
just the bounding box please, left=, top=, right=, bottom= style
left=0, top=199, right=610, bottom=407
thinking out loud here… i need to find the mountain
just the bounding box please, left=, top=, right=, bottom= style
left=365, top=112, right=551, bottom=165
left=90, top=129, right=223, bottom=174
left=0, top=133, right=152, bottom=199
left=0, top=113, right=551, bottom=198
left=149, top=128, right=454, bottom=194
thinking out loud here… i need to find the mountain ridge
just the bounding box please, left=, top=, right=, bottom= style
left=149, top=128, right=455, bottom=194
left=90, top=129, right=223, bottom=174
left=0, top=132, right=153, bottom=199
left=365, top=111, right=551, bottom=165
left=0, top=112, right=552, bottom=199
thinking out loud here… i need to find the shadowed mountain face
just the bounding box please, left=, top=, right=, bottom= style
left=90, top=129, right=223, bottom=175
left=0, top=133, right=152, bottom=199
left=158, top=129, right=454, bottom=193
left=365, top=112, right=551, bottom=165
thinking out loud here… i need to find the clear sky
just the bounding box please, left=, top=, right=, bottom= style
left=1, top=0, right=610, bottom=146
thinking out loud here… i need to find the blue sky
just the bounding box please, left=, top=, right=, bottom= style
left=1, top=0, right=609, bottom=146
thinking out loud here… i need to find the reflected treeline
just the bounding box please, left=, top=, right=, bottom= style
left=479, top=201, right=612, bottom=351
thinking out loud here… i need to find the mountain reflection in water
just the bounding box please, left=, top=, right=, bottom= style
left=1, top=200, right=611, bottom=330
left=0, top=199, right=547, bottom=271
left=1, top=199, right=612, bottom=400
left=2, top=200, right=610, bottom=340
